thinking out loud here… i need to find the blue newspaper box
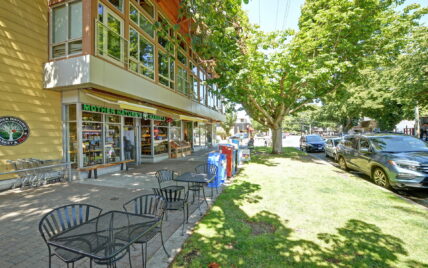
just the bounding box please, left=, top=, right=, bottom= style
left=207, top=152, right=226, bottom=187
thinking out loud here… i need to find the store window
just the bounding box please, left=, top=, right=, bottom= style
left=154, top=121, right=168, bottom=154
left=65, top=104, right=78, bottom=168
left=50, top=0, right=82, bottom=58
left=200, top=123, right=206, bottom=146
left=193, top=123, right=200, bottom=147
left=129, top=27, right=155, bottom=79
left=141, top=120, right=152, bottom=155
left=82, top=112, right=103, bottom=167
left=105, top=115, right=121, bottom=163
left=96, top=3, right=125, bottom=64
left=158, top=51, right=175, bottom=89
left=129, top=4, right=154, bottom=38
left=170, top=120, right=182, bottom=141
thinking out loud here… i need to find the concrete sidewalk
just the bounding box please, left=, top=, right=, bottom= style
left=0, top=150, right=221, bottom=267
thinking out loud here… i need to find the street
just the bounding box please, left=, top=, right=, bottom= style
left=283, top=135, right=428, bottom=208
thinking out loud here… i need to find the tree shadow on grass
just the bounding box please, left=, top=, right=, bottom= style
left=172, top=179, right=422, bottom=268
left=249, top=147, right=324, bottom=167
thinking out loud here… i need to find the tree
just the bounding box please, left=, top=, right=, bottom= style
left=219, top=112, right=237, bottom=137
left=180, top=0, right=426, bottom=153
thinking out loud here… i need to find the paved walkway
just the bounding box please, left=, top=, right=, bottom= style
left=0, top=149, right=220, bottom=268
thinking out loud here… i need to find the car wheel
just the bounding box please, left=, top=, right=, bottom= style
left=338, top=157, right=348, bottom=171
left=372, top=167, right=392, bottom=190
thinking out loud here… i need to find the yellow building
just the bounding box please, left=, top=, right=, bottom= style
left=0, top=0, right=225, bottom=186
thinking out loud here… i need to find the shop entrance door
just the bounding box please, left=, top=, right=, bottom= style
left=123, top=117, right=137, bottom=163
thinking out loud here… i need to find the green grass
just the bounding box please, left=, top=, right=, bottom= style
left=171, top=147, right=428, bottom=268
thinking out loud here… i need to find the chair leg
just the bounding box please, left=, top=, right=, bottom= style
left=48, top=248, right=52, bottom=268
left=141, top=244, right=145, bottom=268
left=182, top=207, right=186, bottom=235
left=160, top=229, right=170, bottom=257
left=202, top=186, right=209, bottom=207
left=128, top=248, right=133, bottom=268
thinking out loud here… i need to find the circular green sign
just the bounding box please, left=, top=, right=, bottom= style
left=0, top=116, right=30, bottom=146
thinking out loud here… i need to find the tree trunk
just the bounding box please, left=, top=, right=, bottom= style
left=271, top=127, right=282, bottom=154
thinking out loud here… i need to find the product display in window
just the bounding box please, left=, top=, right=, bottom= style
left=105, top=124, right=121, bottom=163
left=141, top=126, right=152, bottom=155
left=82, top=122, right=103, bottom=166
left=154, top=126, right=168, bottom=154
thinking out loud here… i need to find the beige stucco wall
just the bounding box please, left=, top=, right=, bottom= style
left=0, top=0, right=62, bottom=175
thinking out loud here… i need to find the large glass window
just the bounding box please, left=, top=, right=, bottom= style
left=170, top=120, right=182, bottom=140
left=105, top=115, right=121, bottom=163
left=138, top=0, right=155, bottom=18
left=177, top=67, right=188, bottom=95
left=82, top=112, right=103, bottom=167
left=51, top=0, right=82, bottom=58
left=141, top=120, right=152, bottom=155
left=129, top=4, right=154, bottom=38
left=129, top=27, right=155, bottom=79
left=96, top=3, right=125, bottom=64
left=158, top=51, right=175, bottom=89
left=154, top=121, right=168, bottom=154
left=65, top=105, right=77, bottom=168
left=108, top=0, right=123, bottom=12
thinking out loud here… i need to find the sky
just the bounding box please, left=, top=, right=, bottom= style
left=243, top=0, right=428, bottom=32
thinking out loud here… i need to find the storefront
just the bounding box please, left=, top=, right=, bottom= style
left=64, top=98, right=214, bottom=175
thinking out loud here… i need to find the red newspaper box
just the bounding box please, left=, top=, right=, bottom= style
left=220, top=145, right=233, bottom=178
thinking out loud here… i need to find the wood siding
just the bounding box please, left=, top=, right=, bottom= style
left=0, top=0, right=62, bottom=175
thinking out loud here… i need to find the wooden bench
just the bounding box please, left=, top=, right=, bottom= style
left=77, top=160, right=134, bottom=179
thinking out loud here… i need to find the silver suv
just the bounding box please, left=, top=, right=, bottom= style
left=336, top=133, right=428, bottom=190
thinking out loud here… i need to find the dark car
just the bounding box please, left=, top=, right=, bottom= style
left=336, top=133, right=428, bottom=190
left=300, top=135, right=325, bottom=152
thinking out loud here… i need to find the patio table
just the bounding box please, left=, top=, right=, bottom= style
left=174, top=172, right=215, bottom=213
left=47, top=210, right=158, bottom=267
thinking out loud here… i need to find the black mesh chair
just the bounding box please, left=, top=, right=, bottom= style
left=39, top=204, right=103, bottom=268
left=153, top=187, right=189, bottom=235
left=155, top=169, right=185, bottom=192
left=195, top=163, right=219, bottom=199
left=118, top=194, right=168, bottom=268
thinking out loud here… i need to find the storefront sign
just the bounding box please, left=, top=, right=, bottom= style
left=0, top=116, right=30, bottom=146
left=82, top=104, right=165, bottom=121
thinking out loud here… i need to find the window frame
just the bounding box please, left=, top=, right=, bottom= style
left=129, top=26, right=155, bottom=80
left=49, top=0, right=83, bottom=59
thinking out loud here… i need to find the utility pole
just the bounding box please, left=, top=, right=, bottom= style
left=415, top=105, right=420, bottom=138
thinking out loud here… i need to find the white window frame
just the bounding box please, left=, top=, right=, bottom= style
left=49, top=0, right=83, bottom=59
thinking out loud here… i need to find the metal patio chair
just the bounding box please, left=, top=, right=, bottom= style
left=118, top=194, right=169, bottom=268
left=153, top=187, right=189, bottom=235
left=39, top=204, right=103, bottom=268
left=195, top=163, right=219, bottom=196
left=155, top=169, right=185, bottom=192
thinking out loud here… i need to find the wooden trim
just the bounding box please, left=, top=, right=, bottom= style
left=82, top=0, right=94, bottom=55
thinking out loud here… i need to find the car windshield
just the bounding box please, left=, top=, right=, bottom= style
left=370, top=136, right=428, bottom=152
left=333, top=139, right=341, bottom=146
left=306, top=136, right=323, bottom=142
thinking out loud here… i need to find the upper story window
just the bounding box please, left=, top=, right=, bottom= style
left=137, top=0, right=155, bottom=18
left=50, top=0, right=82, bottom=58
left=177, top=67, right=189, bottom=95
left=129, top=4, right=154, bottom=38
left=108, top=0, right=123, bottom=12
left=158, top=51, right=174, bottom=90
left=129, top=27, right=155, bottom=79
left=157, top=16, right=174, bottom=54
left=96, top=3, right=125, bottom=64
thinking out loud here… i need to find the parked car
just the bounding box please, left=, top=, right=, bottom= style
left=324, top=137, right=342, bottom=160
left=336, top=133, right=428, bottom=190
left=300, top=135, right=325, bottom=152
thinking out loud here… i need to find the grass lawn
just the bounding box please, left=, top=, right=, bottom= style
left=171, top=147, right=428, bottom=268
